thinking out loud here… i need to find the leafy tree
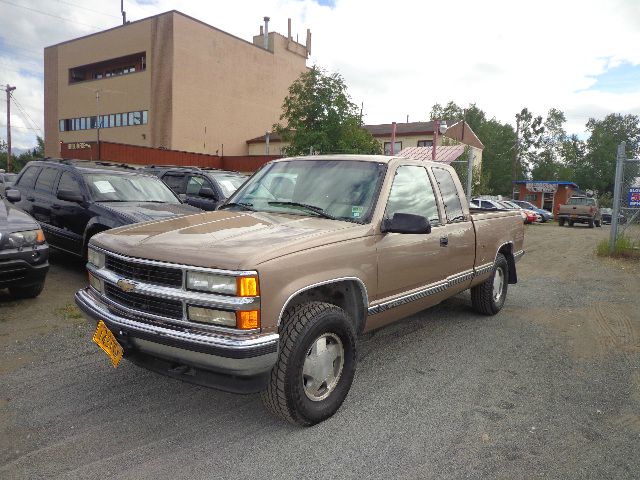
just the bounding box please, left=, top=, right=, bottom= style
left=580, top=114, right=640, bottom=195
left=0, top=136, right=45, bottom=173
left=530, top=108, right=567, bottom=180
left=274, top=67, right=381, bottom=155
left=512, top=108, right=544, bottom=183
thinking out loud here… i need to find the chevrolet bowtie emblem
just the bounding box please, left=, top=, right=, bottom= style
left=116, top=279, right=136, bottom=292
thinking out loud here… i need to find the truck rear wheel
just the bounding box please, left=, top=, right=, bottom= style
left=471, top=253, right=509, bottom=315
left=588, top=219, right=594, bottom=228
left=558, top=218, right=565, bottom=226
left=261, top=302, right=357, bottom=426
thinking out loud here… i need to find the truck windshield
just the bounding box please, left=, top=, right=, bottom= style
left=84, top=173, right=180, bottom=203
left=567, top=197, right=595, bottom=206
left=224, top=159, right=387, bottom=223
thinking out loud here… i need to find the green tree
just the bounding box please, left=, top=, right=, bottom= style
left=0, top=136, right=45, bottom=172
left=579, top=114, right=640, bottom=195
left=274, top=67, right=381, bottom=156
left=512, top=108, right=544, bottom=183
left=531, top=108, right=567, bottom=180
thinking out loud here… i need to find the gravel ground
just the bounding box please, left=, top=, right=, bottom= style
left=1, top=223, right=638, bottom=479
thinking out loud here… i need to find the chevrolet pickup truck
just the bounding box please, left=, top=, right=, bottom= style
left=75, top=155, right=525, bottom=426
left=558, top=196, right=601, bottom=227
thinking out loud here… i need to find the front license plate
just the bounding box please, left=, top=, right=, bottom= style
left=92, top=320, right=124, bottom=368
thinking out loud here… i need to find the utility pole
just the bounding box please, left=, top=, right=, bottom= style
left=5, top=84, right=16, bottom=172
left=511, top=115, right=520, bottom=190
left=95, top=90, right=101, bottom=160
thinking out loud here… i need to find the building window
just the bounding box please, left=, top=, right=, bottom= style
left=417, top=140, right=433, bottom=147
left=59, top=119, right=65, bottom=132
left=142, top=111, right=148, bottom=124
left=384, top=141, right=402, bottom=155
left=525, top=193, right=538, bottom=202
left=115, top=113, right=121, bottom=127
left=69, top=52, right=146, bottom=84
left=512, top=190, right=520, bottom=200
left=58, top=110, right=148, bottom=132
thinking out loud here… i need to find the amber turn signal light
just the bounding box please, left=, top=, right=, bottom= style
left=236, top=310, right=260, bottom=330
left=36, top=229, right=45, bottom=244
left=237, top=276, right=259, bottom=297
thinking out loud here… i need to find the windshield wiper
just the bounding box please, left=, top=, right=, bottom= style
left=218, top=202, right=255, bottom=211
left=268, top=201, right=337, bottom=220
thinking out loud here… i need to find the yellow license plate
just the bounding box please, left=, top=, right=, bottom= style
left=92, top=320, right=124, bottom=368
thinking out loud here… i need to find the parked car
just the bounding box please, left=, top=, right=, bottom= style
left=558, top=196, right=601, bottom=227
left=0, top=171, right=18, bottom=196
left=511, top=200, right=554, bottom=222
left=600, top=208, right=626, bottom=225
left=1, top=192, right=49, bottom=298
left=76, top=154, right=525, bottom=426
left=141, top=166, right=248, bottom=211
left=8, top=159, right=202, bottom=258
left=500, top=200, right=540, bottom=224
left=471, top=197, right=537, bottom=224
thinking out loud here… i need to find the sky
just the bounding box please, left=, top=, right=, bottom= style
left=1, top=0, right=640, bottom=151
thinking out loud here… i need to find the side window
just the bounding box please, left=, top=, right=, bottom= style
left=385, top=166, right=440, bottom=224
left=186, top=175, right=206, bottom=196
left=57, top=172, right=82, bottom=196
left=17, top=166, right=41, bottom=188
left=34, top=167, right=59, bottom=194
left=162, top=174, right=186, bottom=194
left=480, top=200, right=494, bottom=209
left=432, top=168, right=465, bottom=222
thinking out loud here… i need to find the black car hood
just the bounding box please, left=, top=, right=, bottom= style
left=97, top=202, right=201, bottom=223
left=0, top=199, right=40, bottom=234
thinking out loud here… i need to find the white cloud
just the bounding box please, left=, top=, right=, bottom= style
left=2, top=0, right=640, bottom=150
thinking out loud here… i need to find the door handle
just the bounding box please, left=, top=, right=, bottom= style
left=440, top=236, right=449, bottom=247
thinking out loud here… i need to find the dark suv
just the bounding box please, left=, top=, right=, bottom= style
left=1, top=193, right=49, bottom=298
left=141, top=166, right=248, bottom=211
left=8, top=159, right=202, bottom=257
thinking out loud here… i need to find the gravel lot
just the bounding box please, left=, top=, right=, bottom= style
left=1, top=223, right=639, bottom=479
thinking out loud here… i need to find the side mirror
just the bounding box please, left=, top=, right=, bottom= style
left=178, top=193, right=187, bottom=202
left=199, top=187, right=217, bottom=200
left=381, top=213, right=431, bottom=234
left=5, top=189, right=21, bottom=202
left=57, top=189, right=83, bottom=203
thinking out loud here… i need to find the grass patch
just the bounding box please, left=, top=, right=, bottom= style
left=55, top=303, right=84, bottom=321
left=596, top=235, right=640, bottom=259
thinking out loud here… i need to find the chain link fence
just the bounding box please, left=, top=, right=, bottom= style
left=610, top=142, right=640, bottom=256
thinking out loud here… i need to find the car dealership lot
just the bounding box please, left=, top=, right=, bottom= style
left=1, top=224, right=638, bottom=479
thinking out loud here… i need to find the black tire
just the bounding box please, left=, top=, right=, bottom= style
left=595, top=219, right=601, bottom=227
left=261, top=302, right=357, bottom=427
left=471, top=253, right=509, bottom=315
left=588, top=219, right=594, bottom=228
left=558, top=218, right=565, bottom=227
left=568, top=221, right=574, bottom=227
left=9, top=281, right=45, bottom=299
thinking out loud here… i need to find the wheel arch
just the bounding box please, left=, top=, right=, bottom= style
left=277, top=278, right=369, bottom=335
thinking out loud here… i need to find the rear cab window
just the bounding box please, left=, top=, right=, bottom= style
left=567, top=197, right=595, bottom=206
left=432, top=167, right=465, bottom=222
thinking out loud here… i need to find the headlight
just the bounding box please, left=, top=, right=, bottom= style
left=187, top=306, right=236, bottom=327
left=186, top=272, right=259, bottom=296
left=5, top=229, right=45, bottom=248
left=87, top=248, right=105, bottom=268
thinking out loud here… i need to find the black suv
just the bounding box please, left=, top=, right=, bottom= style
left=8, top=159, right=202, bottom=257
left=1, top=192, right=49, bottom=298
left=141, top=166, right=248, bottom=211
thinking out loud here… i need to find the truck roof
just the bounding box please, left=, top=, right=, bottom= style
left=272, top=154, right=451, bottom=168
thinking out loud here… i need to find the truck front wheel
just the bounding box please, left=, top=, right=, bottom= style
left=558, top=218, right=565, bottom=226
left=261, top=302, right=357, bottom=426
left=471, top=253, right=509, bottom=315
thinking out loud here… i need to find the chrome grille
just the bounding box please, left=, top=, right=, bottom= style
left=105, top=254, right=183, bottom=288
left=104, top=283, right=183, bottom=319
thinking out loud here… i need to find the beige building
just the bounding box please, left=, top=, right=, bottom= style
left=44, top=11, right=310, bottom=157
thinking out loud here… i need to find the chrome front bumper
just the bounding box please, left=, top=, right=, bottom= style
left=75, top=288, right=279, bottom=392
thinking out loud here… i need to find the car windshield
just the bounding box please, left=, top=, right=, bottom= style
left=84, top=173, right=180, bottom=203
left=225, top=159, right=387, bottom=223
left=209, top=172, right=248, bottom=197
left=3, top=173, right=17, bottom=183
left=499, top=201, right=518, bottom=209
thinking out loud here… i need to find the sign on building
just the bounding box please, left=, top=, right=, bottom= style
left=525, top=182, right=558, bottom=193
left=629, top=187, right=640, bottom=208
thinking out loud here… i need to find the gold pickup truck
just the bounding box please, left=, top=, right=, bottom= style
left=557, top=196, right=601, bottom=227
left=75, top=155, right=524, bottom=426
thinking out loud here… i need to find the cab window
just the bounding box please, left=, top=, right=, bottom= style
left=162, top=174, right=186, bottom=194
left=432, top=168, right=465, bottom=222
left=57, top=172, right=82, bottom=196
left=385, top=166, right=440, bottom=225
left=186, top=175, right=207, bottom=196
left=16, top=166, right=41, bottom=188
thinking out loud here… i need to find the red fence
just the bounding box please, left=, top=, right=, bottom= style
left=60, top=141, right=281, bottom=172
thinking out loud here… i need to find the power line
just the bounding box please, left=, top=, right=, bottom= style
left=9, top=92, right=43, bottom=135
left=0, top=0, right=105, bottom=29
left=55, top=0, right=120, bottom=19
left=0, top=123, right=40, bottom=131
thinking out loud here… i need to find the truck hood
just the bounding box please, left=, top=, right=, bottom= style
left=97, top=201, right=202, bottom=223
left=91, top=210, right=370, bottom=270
